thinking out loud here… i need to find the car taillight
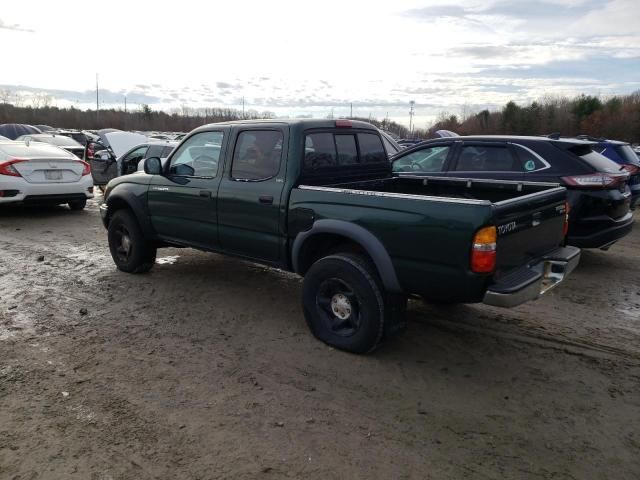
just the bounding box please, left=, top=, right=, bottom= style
left=77, top=160, right=91, bottom=175
left=563, top=201, right=570, bottom=237
left=561, top=172, right=628, bottom=188
left=471, top=226, right=497, bottom=273
left=621, top=164, right=640, bottom=175
left=0, top=159, right=26, bottom=177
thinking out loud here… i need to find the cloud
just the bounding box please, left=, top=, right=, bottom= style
left=449, top=45, right=512, bottom=59
left=0, top=18, right=33, bottom=32
left=216, top=82, right=240, bottom=89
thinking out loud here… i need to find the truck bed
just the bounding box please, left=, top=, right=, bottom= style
left=292, top=175, right=568, bottom=302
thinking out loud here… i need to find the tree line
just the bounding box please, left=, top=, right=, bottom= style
left=426, top=92, right=640, bottom=143
left=1, top=91, right=639, bottom=142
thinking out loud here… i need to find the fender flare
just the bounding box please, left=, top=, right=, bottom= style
left=106, top=190, right=156, bottom=240
left=292, top=219, right=402, bottom=293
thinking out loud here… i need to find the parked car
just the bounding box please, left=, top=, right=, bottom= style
left=100, top=119, right=578, bottom=353
left=391, top=135, right=633, bottom=249
left=54, top=130, right=93, bottom=146
left=0, top=123, right=41, bottom=140
left=84, top=130, right=148, bottom=186
left=379, top=130, right=402, bottom=157
left=16, top=133, right=85, bottom=158
left=573, top=136, right=640, bottom=209
left=34, top=124, right=55, bottom=132
left=118, top=141, right=178, bottom=177
left=0, top=138, right=93, bottom=209
left=397, top=138, right=423, bottom=148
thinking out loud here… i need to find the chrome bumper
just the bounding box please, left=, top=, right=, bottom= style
left=483, top=246, right=581, bottom=308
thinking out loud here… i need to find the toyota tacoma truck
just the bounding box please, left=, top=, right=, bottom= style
left=100, top=119, right=580, bottom=353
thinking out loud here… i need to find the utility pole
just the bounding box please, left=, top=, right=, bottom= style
left=242, top=96, right=245, bottom=119
left=409, top=101, right=415, bottom=137
left=124, top=95, right=127, bottom=113
left=96, top=73, right=99, bottom=125
left=350, top=103, right=353, bottom=118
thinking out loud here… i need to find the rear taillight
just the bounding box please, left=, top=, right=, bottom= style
left=563, top=201, right=570, bottom=237
left=471, top=226, right=497, bottom=273
left=621, top=164, right=640, bottom=175
left=0, top=159, right=26, bottom=177
left=561, top=172, right=628, bottom=188
left=78, top=160, right=91, bottom=175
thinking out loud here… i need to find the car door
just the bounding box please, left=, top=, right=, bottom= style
left=147, top=130, right=227, bottom=250
left=89, top=146, right=118, bottom=185
left=449, top=142, right=525, bottom=181
left=217, top=127, right=287, bottom=263
left=391, top=143, right=453, bottom=177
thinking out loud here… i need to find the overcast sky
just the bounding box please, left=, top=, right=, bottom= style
left=1, top=0, right=638, bottom=127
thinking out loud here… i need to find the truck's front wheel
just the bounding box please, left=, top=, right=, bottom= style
left=302, top=253, right=386, bottom=354
left=107, top=210, right=157, bottom=273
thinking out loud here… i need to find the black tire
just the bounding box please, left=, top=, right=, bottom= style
left=302, top=253, right=390, bottom=354
left=107, top=209, right=156, bottom=273
left=68, top=199, right=87, bottom=211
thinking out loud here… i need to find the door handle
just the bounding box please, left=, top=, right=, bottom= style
left=259, top=195, right=274, bottom=205
left=199, top=190, right=212, bottom=198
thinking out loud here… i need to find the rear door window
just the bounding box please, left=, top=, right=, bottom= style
left=456, top=145, right=521, bottom=172
left=231, top=130, right=283, bottom=180
left=305, top=133, right=337, bottom=168
left=146, top=145, right=165, bottom=158
left=567, top=145, right=621, bottom=173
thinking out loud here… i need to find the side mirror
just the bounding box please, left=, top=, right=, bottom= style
left=144, top=157, right=162, bottom=175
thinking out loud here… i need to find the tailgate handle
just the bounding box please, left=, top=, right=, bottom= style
left=532, top=211, right=541, bottom=227
left=259, top=195, right=274, bottom=205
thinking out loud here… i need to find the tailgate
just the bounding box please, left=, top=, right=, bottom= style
left=493, top=186, right=567, bottom=277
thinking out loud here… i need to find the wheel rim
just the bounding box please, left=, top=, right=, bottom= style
left=316, top=278, right=361, bottom=337
left=113, top=225, right=132, bottom=263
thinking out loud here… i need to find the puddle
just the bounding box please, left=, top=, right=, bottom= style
left=156, top=255, right=180, bottom=265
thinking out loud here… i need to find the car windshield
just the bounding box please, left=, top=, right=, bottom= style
left=49, top=136, right=83, bottom=147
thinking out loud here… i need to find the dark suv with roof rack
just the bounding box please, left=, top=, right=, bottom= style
left=391, top=135, right=633, bottom=250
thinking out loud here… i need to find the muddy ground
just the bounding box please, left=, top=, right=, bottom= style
left=1, top=198, right=639, bottom=480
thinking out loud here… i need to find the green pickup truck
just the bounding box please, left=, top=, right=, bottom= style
left=100, top=119, right=580, bottom=353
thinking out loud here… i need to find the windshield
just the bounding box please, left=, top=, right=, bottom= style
left=571, top=147, right=623, bottom=173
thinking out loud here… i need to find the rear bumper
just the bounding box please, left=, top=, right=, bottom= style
left=0, top=176, right=94, bottom=204
left=567, top=212, right=633, bottom=249
left=483, top=246, right=581, bottom=308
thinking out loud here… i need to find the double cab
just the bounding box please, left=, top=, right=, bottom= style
left=100, top=119, right=580, bottom=353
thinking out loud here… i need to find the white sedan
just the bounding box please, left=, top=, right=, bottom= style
left=0, top=139, right=94, bottom=210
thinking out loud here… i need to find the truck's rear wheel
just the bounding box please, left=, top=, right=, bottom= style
left=302, top=253, right=387, bottom=354
left=108, top=210, right=156, bottom=273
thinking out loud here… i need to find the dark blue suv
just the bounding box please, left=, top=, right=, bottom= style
left=574, top=136, right=640, bottom=209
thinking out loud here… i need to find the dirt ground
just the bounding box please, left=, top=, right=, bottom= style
left=1, top=197, right=639, bottom=480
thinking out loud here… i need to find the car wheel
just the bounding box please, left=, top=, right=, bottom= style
left=302, top=253, right=388, bottom=354
left=68, top=199, right=87, bottom=211
left=107, top=209, right=156, bottom=273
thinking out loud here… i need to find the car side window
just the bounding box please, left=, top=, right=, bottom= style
left=513, top=144, right=549, bottom=172
left=357, top=133, right=387, bottom=163
left=146, top=145, right=165, bottom=158
left=456, top=145, right=521, bottom=172
left=123, top=146, right=148, bottom=164
left=305, top=133, right=337, bottom=168
left=231, top=130, right=283, bottom=181
left=169, top=131, right=223, bottom=177
left=392, top=146, right=450, bottom=172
